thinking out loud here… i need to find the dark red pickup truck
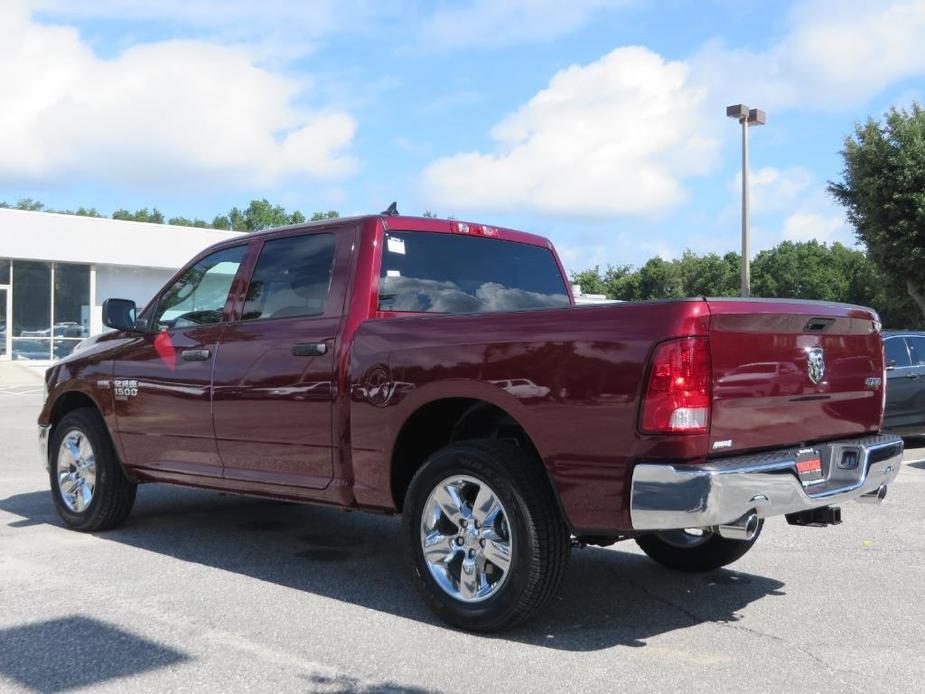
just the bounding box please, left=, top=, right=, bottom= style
left=39, top=212, right=902, bottom=630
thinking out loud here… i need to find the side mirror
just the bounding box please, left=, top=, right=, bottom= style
left=102, top=298, right=142, bottom=332
left=885, top=360, right=897, bottom=371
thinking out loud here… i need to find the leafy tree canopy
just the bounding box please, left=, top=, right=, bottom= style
left=0, top=197, right=340, bottom=233
left=572, top=241, right=921, bottom=329
left=829, top=103, right=925, bottom=317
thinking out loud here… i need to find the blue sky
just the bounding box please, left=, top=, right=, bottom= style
left=2, top=0, right=924, bottom=274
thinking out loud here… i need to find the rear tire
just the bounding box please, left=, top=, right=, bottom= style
left=635, top=523, right=763, bottom=572
left=49, top=408, right=137, bottom=532
left=403, top=440, right=570, bottom=632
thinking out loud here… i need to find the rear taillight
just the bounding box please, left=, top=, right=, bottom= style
left=641, top=336, right=711, bottom=434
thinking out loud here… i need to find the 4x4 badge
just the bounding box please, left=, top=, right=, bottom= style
left=807, top=347, right=825, bottom=384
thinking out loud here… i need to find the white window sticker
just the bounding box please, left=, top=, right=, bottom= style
left=386, top=236, right=406, bottom=255
left=386, top=270, right=401, bottom=277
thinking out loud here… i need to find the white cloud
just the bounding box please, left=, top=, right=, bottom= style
left=693, top=0, right=925, bottom=110
left=782, top=210, right=849, bottom=244
left=421, top=0, right=925, bottom=263
left=417, top=0, right=635, bottom=50
left=726, top=167, right=813, bottom=214
left=422, top=46, right=715, bottom=218
left=0, top=2, right=357, bottom=190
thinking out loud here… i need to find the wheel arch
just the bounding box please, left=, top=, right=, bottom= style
left=388, top=394, right=567, bottom=526
left=46, top=387, right=134, bottom=480
left=49, top=390, right=101, bottom=428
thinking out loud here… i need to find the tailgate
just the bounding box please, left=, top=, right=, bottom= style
left=707, top=299, right=884, bottom=455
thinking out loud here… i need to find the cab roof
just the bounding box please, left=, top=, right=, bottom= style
left=244, top=213, right=554, bottom=249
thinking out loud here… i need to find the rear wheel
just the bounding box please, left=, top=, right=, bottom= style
left=403, top=440, right=570, bottom=631
left=49, top=408, right=137, bottom=532
left=635, top=523, right=763, bottom=572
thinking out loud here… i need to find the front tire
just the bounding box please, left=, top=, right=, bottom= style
left=403, top=440, right=570, bottom=632
left=635, top=523, right=763, bottom=572
left=49, top=408, right=137, bottom=532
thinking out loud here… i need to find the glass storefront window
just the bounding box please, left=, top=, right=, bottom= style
left=53, top=263, right=90, bottom=359
left=0, top=288, right=7, bottom=358
left=4, top=260, right=92, bottom=360
left=12, top=261, right=51, bottom=360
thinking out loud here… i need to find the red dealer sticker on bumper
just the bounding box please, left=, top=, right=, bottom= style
left=796, top=449, right=824, bottom=486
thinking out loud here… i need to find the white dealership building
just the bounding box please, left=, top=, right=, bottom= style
left=0, top=208, right=243, bottom=362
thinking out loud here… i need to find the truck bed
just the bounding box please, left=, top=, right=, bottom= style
left=348, top=298, right=884, bottom=531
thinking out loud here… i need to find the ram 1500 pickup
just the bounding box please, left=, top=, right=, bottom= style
left=39, top=212, right=903, bottom=631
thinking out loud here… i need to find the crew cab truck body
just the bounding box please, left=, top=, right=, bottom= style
left=39, top=213, right=903, bottom=631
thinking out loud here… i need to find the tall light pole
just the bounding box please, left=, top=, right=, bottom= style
left=726, top=104, right=766, bottom=297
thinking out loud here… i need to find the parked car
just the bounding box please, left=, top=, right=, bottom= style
left=883, top=330, right=925, bottom=435
left=38, top=213, right=902, bottom=631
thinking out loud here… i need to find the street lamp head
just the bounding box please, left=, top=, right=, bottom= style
left=726, top=104, right=749, bottom=120
left=747, top=108, right=766, bottom=126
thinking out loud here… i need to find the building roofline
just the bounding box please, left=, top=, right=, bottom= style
left=0, top=206, right=244, bottom=237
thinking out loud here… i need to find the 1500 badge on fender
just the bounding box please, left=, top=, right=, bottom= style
left=113, top=379, right=139, bottom=400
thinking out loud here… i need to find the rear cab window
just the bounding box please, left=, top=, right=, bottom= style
left=378, top=231, right=570, bottom=314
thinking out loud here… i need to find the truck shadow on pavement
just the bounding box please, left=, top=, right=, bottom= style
left=0, top=616, right=189, bottom=693
left=1, top=486, right=787, bottom=653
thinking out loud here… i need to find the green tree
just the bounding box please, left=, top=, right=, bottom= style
left=310, top=210, right=340, bottom=221
left=829, top=103, right=925, bottom=319
left=1, top=199, right=103, bottom=217
left=210, top=199, right=320, bottom=232
left=751, top=240, right=851, bottom=301
left=112, top=207, right=165, bottom=224
left=1, top=196, right=341, bottom=232
left=677, top=250, right=740, bottom=297
left=10, top=198, right=45, bottom=211
left=570, top=266, right=606, bottom=295
left=602, top=264, right=640, bottom=300
left=636, top=257, right=683, bottom=299
left=168, top=216, right=210, bottom=228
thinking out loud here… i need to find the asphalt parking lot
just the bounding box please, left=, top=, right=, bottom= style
left=1, top=381, right=924, bottom=693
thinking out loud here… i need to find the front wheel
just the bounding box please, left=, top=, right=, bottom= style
left=635, top=523, right=763, bottom=572
left=403, top=440, right=570, bottom=632
left=49, top=408, right=137, bottom=532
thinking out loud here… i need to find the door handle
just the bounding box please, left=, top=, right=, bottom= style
left=181, top=349, right=211, bottom=361
left=292, top=342, right=327, bottom=357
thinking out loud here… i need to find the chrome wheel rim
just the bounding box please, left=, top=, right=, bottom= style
left=420, top=475, right=514, bottom=603
left=657, top=528, right=713, bottom=548
left=56, top=429, right=96, bottom=513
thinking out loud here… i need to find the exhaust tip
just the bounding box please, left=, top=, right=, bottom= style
left=714, top=511, right=760, bottom=541
left=858, top=485, right=887, bottom=504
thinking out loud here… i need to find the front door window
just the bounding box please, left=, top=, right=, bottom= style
left=152, top=246, right=246, bottom=330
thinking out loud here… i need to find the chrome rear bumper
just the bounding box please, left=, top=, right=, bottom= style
left=630, top=434, right=903, bottom=531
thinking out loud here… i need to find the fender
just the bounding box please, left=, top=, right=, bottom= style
left=386, top=378, right=550, bottom=465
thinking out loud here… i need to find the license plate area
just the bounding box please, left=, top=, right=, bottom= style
left=795, top=448, right=824, bottom=487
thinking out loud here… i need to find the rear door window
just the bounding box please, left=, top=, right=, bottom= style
left=904, top=336, right=925, bottom=366
left=885, top=336, right=912, bottom=368
left=378, top=231, right=569, bottom=314
left=242, top=233, right=336, bottom=321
